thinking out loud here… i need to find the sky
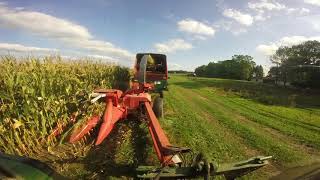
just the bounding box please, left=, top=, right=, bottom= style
left=0, top=0, right=320, bottom=71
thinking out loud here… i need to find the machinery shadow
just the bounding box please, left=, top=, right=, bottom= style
left=81, top=118, right=151, bottom=179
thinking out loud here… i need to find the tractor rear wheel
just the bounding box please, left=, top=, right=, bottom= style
left=153, top=97, right=163, bottom=118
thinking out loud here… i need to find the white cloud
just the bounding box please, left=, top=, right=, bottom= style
left=279, top=36, right=320, bottom=46
left=214, top=20, right=248, bottom=35
left=248, top=1, right=310, bottom=22
left=0, top=3, right=133, bottom=61
left=256, top=36, right=320, bottom=56
left=254, top=14, right=268, bottom=21
left=168, top=63, right=183, bottom=70
left=168, top=62, right=195, bottom=71
left=252, top=6, right=310, bottom=23
left=286, top=8, right=296, bottom=14
left=177, top=19, right=215, bottom=39
left=193, top=35, right=208, bottom=40
left=223, top=9, right=253, bottom=26
left=256, top=44, right=278, bottom=56
left=286, top=7, right=310, bottom=15
left=301, top=14, right=320, bottom=31
left=88, top=54, right=114, bottom=59
left=0, top=5, right=91, bottom=39
left=0, top=43, right=58, bottom=52
left=300, top=8, right=311, bottom=14
left=154, top=39, right=193, bottom=53
left=248, top=0, right=286, bottom=12
left=232, top=28, right=248, bottom=35
left=0, top=42, right=121, bottom=64
left=304, top=0, right=320, bottom=6
left=312, top=22, right=320, bottom=31
left=87, top=54, right=118, bottom=62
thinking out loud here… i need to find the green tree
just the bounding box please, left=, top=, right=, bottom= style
left=290, top=41, right=320, bottom=65
left=194, top=65, right=206, bottom=76
left=267, top=66, right=280, bottom=84
left=195, top=55, right=259, bottom=81
left=232, top=55, right=256, bottom=80
left=270, top=40, right=320, bottom=88
left=254, top=65, right=264, bottom=81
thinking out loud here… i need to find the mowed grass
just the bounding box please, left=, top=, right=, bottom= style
left=42, top=74, right=320, bottom=179
left=160, top=74, right=320, bottom=179
left=1, top=57, right=319, bottom=179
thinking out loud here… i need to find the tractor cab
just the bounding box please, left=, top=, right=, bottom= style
left=134, top=53, right=168, bottom=94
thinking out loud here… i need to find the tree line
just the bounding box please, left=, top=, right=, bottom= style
left=195, top=55, right=264, bottom=81
left=267, top=40, right=320, bottom=88
left=194, top=40, right=320, bottom=88
left=168, top=70, right=192, bottom=74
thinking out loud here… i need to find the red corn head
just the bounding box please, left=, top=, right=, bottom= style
left=69, top=115, right=100, bottom=143
left=48, top=114, right=77, bottom=139
left=95, top=98, right=124, bottom=145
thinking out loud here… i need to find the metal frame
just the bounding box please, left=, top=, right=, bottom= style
left=52, top=54, right=271, bottom=179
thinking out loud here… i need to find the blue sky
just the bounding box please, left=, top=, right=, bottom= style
left=0, top=0, right=320, bottom=71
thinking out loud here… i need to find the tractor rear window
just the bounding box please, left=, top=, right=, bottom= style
left=136, top=54, right=167, bottom=73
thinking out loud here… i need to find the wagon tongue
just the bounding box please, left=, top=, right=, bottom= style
left=162, top=145, right=191, bottom=155
left=137, top=155, right=272, bottom=179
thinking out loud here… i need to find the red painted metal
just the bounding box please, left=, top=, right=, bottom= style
left=145, top=101, right=174, bottom=165
left=51, top=53, right=179, bottom=166
left=123, top=93, right=151, bottom=109
left=65, top=85, right=178, bottom=165
left=69, top=90, right=125, bottom=144
left=66, top=88, right=176, bottom=165
left=50, top=54, right=271, bottom=179
left=69, top=115, right=100, bottom=143
left=95, top=98, right=113, bottom=145
left=95, top=98, right=125, bottom=145
left=93, top=89, right=123, bottom=106
left=145, top=72, right=167, bottom=81
left=134, top=53, right=168, bottom=81
left=126, top=82, right=154, bottom=95
left=49, top=114, right=77, bottom=140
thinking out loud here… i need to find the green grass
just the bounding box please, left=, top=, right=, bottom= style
left=1, top=61, right=320, bottom=179
left=159, top=75, right=320, bottom=179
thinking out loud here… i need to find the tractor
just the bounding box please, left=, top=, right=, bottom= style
left=132, top=53, right=168, bottom=118
left=67, top=53, right=272, bottom=179
left=0, top=53, right=271, bottom=179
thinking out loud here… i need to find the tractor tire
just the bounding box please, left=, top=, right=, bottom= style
left=153, top=97, right=164, bottom=119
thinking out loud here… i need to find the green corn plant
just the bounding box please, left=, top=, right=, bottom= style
left=0, top=55, right=131, bottom=156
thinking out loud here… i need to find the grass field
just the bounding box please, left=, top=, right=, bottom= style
left=43, top=74, right=320, bottom=179
left=1, top=61, right=320, bottom=179
left=161, top=75, right=320, bottom=179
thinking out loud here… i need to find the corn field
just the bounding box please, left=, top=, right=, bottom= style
left=0, top=56, right=131, bottom=156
